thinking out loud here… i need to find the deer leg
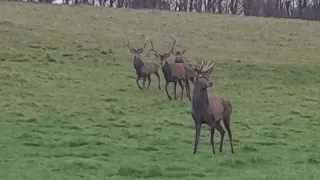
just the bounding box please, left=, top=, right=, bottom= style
left=146, top=75, right=151, bottom=89
left=136, top=75, right=143, bottom=89
left=154, top=71, right=161, bottom=90
left=193, top=123, right=201, bottom=154
left=223, top=116, right=235, bottom=154
left=142, top=77, right=147, bottom=89
left=189, top=77, right=195, bottom=85
left=185, top=78, right=191, bottom=101
left=215, top=122, right=225, bottom=152
left=165, top=81, right=172, bottom=100
left=173, top=81, right=177, bottom=100
left=210, top=122, right=216, bottom=154
left=178, top=80, right=184, bottom=100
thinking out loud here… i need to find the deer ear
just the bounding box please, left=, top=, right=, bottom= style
left=164, top=53, right=170, bottom=59
left=130, top=48, right=135, bottom=54
left=138, top=48, right=144, bottom=54
left=181, top=49, right=186, bottom=55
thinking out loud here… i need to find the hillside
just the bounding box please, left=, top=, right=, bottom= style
left=0, top=2, right=320, bottom=180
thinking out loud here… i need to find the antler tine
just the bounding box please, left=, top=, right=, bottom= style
left=205, top=60, right=215, bottom=71
left=201, top=60, right=204, bottom=69
left=142, top=36, right=148, bottom=49
left=204, top=60, right=210, bottom=70
left=181, top=48, right=186, bottom=55
left=169, top=36, right=176, bottom=54
left=127, top=39, right=131, bottom=48
left=149, top=38, right=160, bottom=55
left=198, top=60, right=204, bottom=71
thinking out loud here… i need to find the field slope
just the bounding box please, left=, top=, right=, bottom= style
left=0, top=2, right=320, bottom=180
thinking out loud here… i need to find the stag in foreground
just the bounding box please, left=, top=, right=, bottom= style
left=191, top=60, right=235, bottom=154
left=149, top=38, right=191, bottom=100
left=130, top=38, right=161, bottom=90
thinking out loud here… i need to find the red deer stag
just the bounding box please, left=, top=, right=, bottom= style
left=130, top=37, right=161, bottom=90
left=169, top=36, right=197, bottom=99
left=149, top=38, right=191, bottom=100
left=169, top=36, right=187, bottom=64
left=191, top=60, right=235, bottom=154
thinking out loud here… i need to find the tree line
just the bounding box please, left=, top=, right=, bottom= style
left=24, top=0, right=320, bottom=21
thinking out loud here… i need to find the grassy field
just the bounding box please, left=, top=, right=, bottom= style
left=1, top=2, right=320, bottom=180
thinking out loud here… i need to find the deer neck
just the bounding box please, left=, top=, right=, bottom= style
left=133, top=55, right=144, bottom=70
left=192, top=76, right=209, bottom=113
left=161, top=61, right=171, bottom=80
left=175, top=55, right=184, bottom=63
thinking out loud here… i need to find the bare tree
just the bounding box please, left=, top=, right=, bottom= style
left=229, top=0, right=239, bottom=14
left=117, top=0, right=124, bottom=7
left=217, top=0, right=223, bottom=13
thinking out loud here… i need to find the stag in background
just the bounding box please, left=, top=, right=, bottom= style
left=130, top=38, right=161, bottom=90
left=149, top=38, right=191, bottom=100
left=169, top=36, right=196, bottom=98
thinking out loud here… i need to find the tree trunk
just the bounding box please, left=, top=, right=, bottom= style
left=207, top=0, right=212, bottom=12
left=217, top=0, right=223, bottom=14
left=189, top=0, right=194, bottom=11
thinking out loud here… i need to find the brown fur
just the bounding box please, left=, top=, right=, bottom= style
left=191, top=60, right=235, bottom=154
left=141, top=63, right=160, bottom=75
left=149, top=38, right=191, bottom=100
left=169, top=36, right=196, bottom=99
left=130, top=39, right=161, bottom=90
left=169, top=63, right=186, bottom=78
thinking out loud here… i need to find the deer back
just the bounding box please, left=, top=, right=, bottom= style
left=141, top=62, right=159, bottom=75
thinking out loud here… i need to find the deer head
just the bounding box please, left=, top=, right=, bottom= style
left=149, top=38, right=171, bottom=66
left=192, top=60, right=215, bottom=90
left=169, top=36, right=186, bottom=57
left=129, top=37, right=149, bottom=57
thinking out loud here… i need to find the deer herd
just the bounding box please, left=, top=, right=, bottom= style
left=129, top=36, right=235, bottom=154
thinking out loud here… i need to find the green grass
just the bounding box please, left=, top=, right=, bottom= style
left=1, top=2, right=320, bottom=180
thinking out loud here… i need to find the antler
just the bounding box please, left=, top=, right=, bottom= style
left=193, top=60, right=204, bottom=72
left=193, top=59, right=215, bottom=72
left=204, top=60, right=215, bottom=71
left=142, top=36, right=148, bottom=49
left=170, top=36, right=187, bottom=55
left=181, top=48, right=186, bottom=55
left=169, top=36, right=176, bottom=54
left=204, top=60, right=211, bottom=70
left=149, top=38, right=160, bottom=55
